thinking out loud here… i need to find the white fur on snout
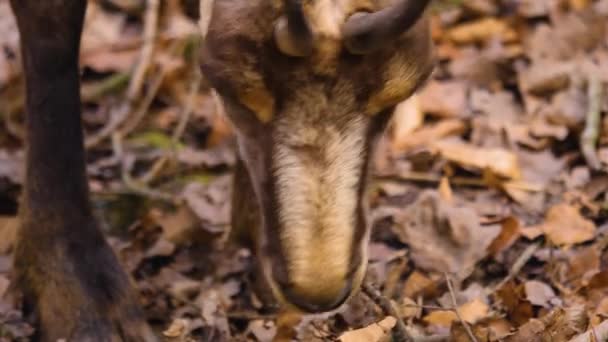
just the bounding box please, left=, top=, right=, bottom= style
left=273, top=116, right=366, bottom=299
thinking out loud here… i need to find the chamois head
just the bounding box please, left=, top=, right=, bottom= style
left=200, top=0, right=435, bottom=313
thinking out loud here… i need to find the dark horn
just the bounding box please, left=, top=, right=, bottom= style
left=342, top=0, right=431, bottom=54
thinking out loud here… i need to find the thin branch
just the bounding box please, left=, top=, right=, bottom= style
left=111, top=132, right=179, bottom=203
left=85, top=0, right=160, bottom=149
left=490, top=243, right=540, bottom=293
left=362, top=282, right=414, bottom=342
left=139, top=38, right=203, bottom=184
left=118, top=66, right=166, bottom=136
left=127, top=0, right=160, bottom=101
left=445, top=274, right=479, bottom=342
left=581, top=75, right=604, bottom=170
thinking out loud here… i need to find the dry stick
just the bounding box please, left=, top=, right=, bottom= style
left=139, top=40, right=203, bottom=184
left=362, top=282, right=414, bottom=342
left=445, top=274, right=479, bottom=342
left=490, top=242, right=540, bottom=293
left=580, top=75, right=604, bottom=170
left=112, top=132, right=178, bottom=203
left=85, top=0, right=160, bottom=149
left=118, top=67, right=166, bottom=136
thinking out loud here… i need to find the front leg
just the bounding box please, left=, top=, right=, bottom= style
left=10, top=1, right=155, bottom=340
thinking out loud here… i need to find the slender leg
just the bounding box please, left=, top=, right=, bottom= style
left=10, top=1, right=155, bottom=340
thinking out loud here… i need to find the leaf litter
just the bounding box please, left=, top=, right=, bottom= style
left=0, top=0, right=608, bottom=340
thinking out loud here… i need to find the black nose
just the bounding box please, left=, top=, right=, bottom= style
left=279, top=279, right=353, bottom=313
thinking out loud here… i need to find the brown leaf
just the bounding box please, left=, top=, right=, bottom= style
left=418, top=80, right=469, bottom=118
left=433, top=139, right=522, bottom=179
left=537, top=204, right=596, bottom=246
left=393, top=191, right=500, bottom=279
left=447, top=18, right=519, bottom=44
left=403, top=271, right=437, bottom=299
left=393, top=119, right=467, bottom=151
left=524, top=280, right=557, bottom=308
left=339, top=316, right=396, bottom=342
left=391, top=95, right=424, bottom=151
left=487, top=217, right=521, bottom=256
left=459, top=299, right=490, bottom=324
left=423, top=310, right=457, bottom=328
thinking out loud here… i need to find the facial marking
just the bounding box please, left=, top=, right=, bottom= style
left=273, top=115, right=366, bottom=298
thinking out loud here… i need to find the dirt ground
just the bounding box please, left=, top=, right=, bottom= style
left=1, top=0, right=608, bottom=341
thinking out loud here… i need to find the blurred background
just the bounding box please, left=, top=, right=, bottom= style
left=0, top=0, right=607, bottom=341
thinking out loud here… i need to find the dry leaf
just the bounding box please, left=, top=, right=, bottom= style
left=433, top=139, right=522, bottom=179
left=418, top=80, right=469, bottom=118
left=391, top=95, right=424, bottom=151
left=459, top=299, right=490, bottom=324
left=403, top=271, right=436, bottom=299
left=487, top=217, right=521, bottom=256
left=447, top=18, right=519, bottom=44
left=393, top=191, right=500, bottom=279
left=393, top=119, right=467, bottom=151
left=423, top=310, right=457, bottom=328
left=524, top=280, right=557, bottom=308
left=247, top=320, right=277, bottom=342
left=339, top=316, right=397, bottom=342
left=538, top=204, right=596, bottom=246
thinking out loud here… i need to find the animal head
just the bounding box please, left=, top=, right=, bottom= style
left=200, top=0, right=435, bottom=313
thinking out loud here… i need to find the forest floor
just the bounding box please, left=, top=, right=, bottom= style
left=1, top=0, right=608, bottom=341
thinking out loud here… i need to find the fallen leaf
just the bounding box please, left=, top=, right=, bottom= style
left=391, top=95, right=424, bottom=151
left=403, top=271, right=436, bottom=299
left=423, top=310, right=457, bottom=328
left=537, top=204, right=596, bottom=246
left=247, top=320, right=276, bottom=342
left=393, top=191, right=500, bottom=279
left=339, top=316, right=397, bottom=342
left=163, top=318, right=190, bottom=338
left=418, top=80, right=469, bottom=118
left=459, top=298, right=490, bottom=324
left=393, top=119, right=467, bottom=151
left=447, top=18, right=518, bottom=44
left=524, top=280, right=557, bottom=308
left=487, top=216, right=521, bottom=256
left=433, top=139, right=522, bottom=179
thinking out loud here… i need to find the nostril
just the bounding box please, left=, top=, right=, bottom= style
left=280, top=279, right=353, bottom=313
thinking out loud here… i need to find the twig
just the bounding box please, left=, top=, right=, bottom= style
left=362, top=282, right=413, bottom=342
left=118, top=66, right=166, bottom=136
left=112, top=132, right=179, bottom=203
left=85, top=0, right=160, bottom=148
left=127, top=0, right=160, bottom=101
left=375, top=173, right=487, bottom=188
left=491, top=242, right=540, bottom=293
left=81, top=72, right=131, bottom=102
left=445, top=274, right=479, bottom=342
left=581, top=75, right=604, bottom=170
left=139, top=38, right=203, bottom=184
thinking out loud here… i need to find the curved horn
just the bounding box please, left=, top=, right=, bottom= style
left=342, top=0, right=431, bottom=54
left=274, top=0, right=314, bottom=57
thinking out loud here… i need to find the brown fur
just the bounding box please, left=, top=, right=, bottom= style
left=9, top=0, right=433, bottom=339
left=202, top=0, right=435, bottom=313
left=10, top=0, right=155, bottom=340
